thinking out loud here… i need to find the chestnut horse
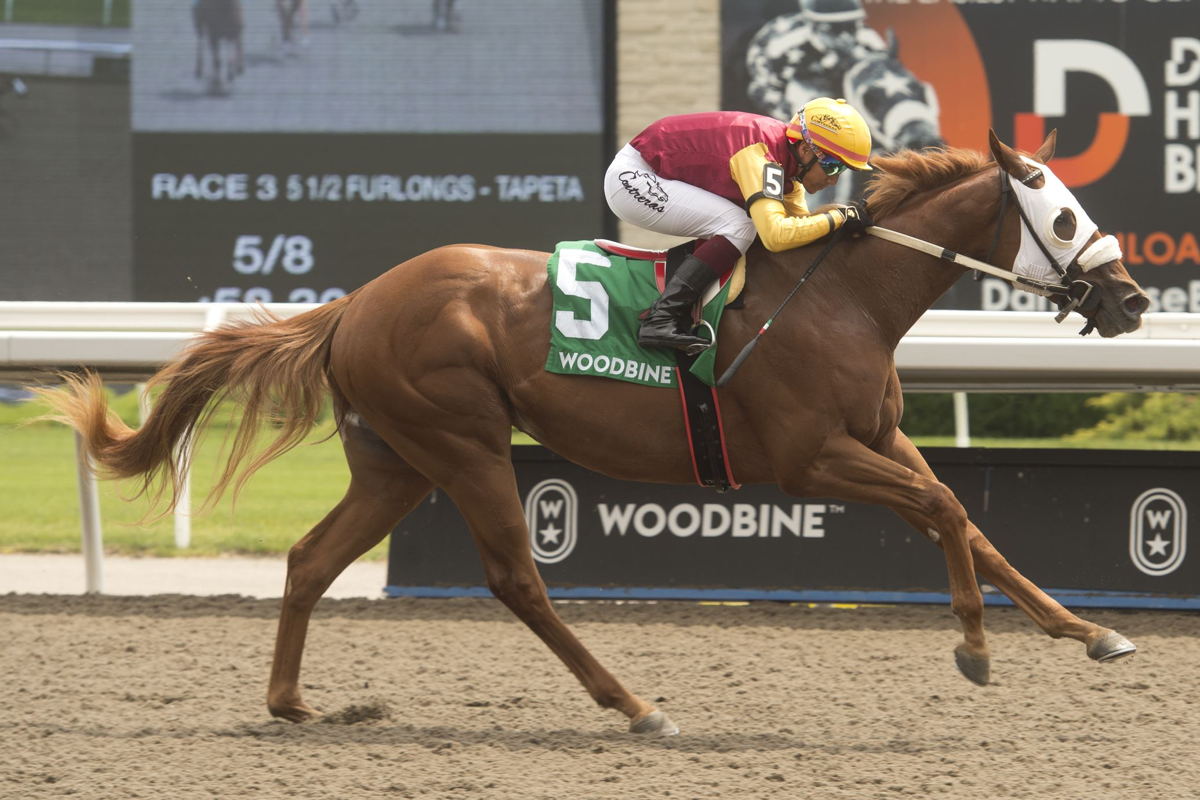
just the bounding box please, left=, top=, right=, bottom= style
left=38, top=131, right=1149, bottom=737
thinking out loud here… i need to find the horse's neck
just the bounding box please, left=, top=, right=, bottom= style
left=836, top=177, right=999, bottom=344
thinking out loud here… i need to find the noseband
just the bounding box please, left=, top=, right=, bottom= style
left=865, top=166, right=1121, bottom=336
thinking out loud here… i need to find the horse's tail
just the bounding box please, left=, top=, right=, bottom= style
left=33, top=294, right=355, bottom=516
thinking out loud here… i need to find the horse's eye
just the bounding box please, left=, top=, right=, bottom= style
left=1050, top=208, right=1076, bottom=243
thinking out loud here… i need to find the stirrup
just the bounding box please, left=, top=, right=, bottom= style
left=684, top=320, right=716, bottom=356
left=638, top=320, right=714, bottom=355
left=638, top=327, right=708, bottom=352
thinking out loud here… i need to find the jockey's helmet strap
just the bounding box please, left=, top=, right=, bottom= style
left=790, top=140, right=819, bottom=183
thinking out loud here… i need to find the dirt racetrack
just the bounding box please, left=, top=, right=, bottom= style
left=1, top=594, right=1196, bottom=799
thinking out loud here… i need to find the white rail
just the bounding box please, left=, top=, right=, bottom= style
left=4, top=302, right=1200, bottom=593
left=1, top=303, right=316, bottom=592
left=0, top=37, right=130, bottom=78
left=4, top=303, right=1200, bottom=389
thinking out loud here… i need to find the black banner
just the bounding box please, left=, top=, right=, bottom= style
left=388, top=446, right=1198, bottom=608
left=721, top=0, right=1200, bottom=312
left=132, top=133, right=606, bottom=302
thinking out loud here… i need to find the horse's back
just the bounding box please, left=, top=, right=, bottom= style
left=350, top=243, right=549, bottom=321
left=327, top=243, right=708, bottom=483
left=330, top=244, right=551, bottom=390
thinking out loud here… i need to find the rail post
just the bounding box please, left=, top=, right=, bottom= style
left=74, top=431, right=104, bottom=594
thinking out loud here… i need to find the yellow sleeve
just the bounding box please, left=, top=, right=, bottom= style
left=781, top=181, right=807, bottom=217
left=728, top=144, right=846, bottom=252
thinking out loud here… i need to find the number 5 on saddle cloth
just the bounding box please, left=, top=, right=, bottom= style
left=545, top=238, right=745, bottom=490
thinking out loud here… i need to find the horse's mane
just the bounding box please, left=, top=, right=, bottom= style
left=864, top=147, right=994, bottom=219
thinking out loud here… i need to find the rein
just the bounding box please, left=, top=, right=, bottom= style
left=864, top=225, right=1069, bottom=298
left=715, top=165, right=1113, bottom=387
left=865, top=225, right=1097, bottom=332
left=865, top=166, right=1115, bottom=334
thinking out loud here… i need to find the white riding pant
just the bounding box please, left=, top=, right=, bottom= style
left=604, top=144, right=758, bottom=253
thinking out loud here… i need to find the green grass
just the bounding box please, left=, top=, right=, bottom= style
left=0, top=420, right=358, bottom=559
left=5, top=0, right=130, bottom=27
left=2, top=386, right=1194, bottom=558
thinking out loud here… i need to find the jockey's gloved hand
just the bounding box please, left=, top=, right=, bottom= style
left=838, top=201, right=874, bottom=234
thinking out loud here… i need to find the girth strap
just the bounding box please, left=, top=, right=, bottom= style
left=663, top=243, right=739, bottom=492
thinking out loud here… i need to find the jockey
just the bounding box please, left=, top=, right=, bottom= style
left=746, top=0, right=886, bottom=122
left=604, top=97, right=874, bottom=353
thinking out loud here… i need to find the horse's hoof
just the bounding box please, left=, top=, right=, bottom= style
left=268, top=702, right=323, bottom=723
left=954, top=643, right=991, bottom=686
left=1087, top=631, right=1137, bottom=663
left=629, top=710, right=679, bottom=736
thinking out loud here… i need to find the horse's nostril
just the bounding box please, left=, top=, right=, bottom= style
left=1123, top=293, right=1150, bottom=317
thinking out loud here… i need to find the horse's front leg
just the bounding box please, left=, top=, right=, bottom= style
left=787, top=433, right=991, bottom=684
left=878, top=429, right=1136, bottom=663
left=208, top=39, right=222, bottom=91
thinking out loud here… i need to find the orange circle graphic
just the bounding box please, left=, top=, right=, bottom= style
left=864, top=3, right=992, bottom=152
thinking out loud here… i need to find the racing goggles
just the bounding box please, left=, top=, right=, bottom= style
left=796, top=114, right=849, bottom=176
left=813, top=148, right=848, bottom=176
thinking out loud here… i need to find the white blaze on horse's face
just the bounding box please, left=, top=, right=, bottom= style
left=1008, top=155, right=1122, bottom=286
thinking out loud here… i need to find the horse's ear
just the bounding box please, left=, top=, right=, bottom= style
left=988, top=128, right=1046, bottom=183
left=886, top=28, right=898, bottom=58
left=988, top=129, right=1010, bottom=165
left=988, top=128, right=1025, bottom=175
left=1032, top=129, right=1057, bottom=163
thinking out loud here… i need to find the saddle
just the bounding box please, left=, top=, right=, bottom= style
left=593, top=238, right=747, bottom=308
left=586, top=239, right=743, bottom=492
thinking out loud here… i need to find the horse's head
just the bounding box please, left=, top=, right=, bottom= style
left=989, top=129, right=1149, bottom=337
left=844, top=33, right=943, bottom=153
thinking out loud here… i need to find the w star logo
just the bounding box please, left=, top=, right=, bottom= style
left=524, top=479, right=579, bottom=565
left=1129, top=488, right=1188, bottom=576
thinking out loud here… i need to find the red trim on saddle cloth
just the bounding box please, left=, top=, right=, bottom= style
left=593, top=238, right=736, bottom=292
left=593, top=239, right=666, bottom=261
left=710, top=388, right=741, bottom=490
left=652, top=254, right=738, bottom=293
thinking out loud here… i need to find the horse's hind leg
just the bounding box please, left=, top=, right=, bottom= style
left=267, top=418, right=433, bottom=722
left=409, top=442, right=675, bottom=734
left=881, top=430, right=1136, bottom=663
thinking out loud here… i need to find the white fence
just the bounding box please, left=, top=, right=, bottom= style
left=5, top=301, right=1200, bottom=593
left=5, top=301, right=1200, bottom=389
left=0, top=38, right=130, bottom=78
left=1, top=302, right=318, bottom=593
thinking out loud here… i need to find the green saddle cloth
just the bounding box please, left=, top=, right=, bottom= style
left=544, top=240, right=731, bottom=387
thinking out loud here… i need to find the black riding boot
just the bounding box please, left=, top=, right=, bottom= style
left=638, top=254, right=718, bottom=353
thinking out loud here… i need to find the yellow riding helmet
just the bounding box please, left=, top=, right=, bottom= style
left=785, top=97, right=873, bottom=171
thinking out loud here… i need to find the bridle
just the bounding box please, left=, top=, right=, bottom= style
left=715, top=162, right=1121, bottom=387
left=864, top=165, right=1122, bottom=336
